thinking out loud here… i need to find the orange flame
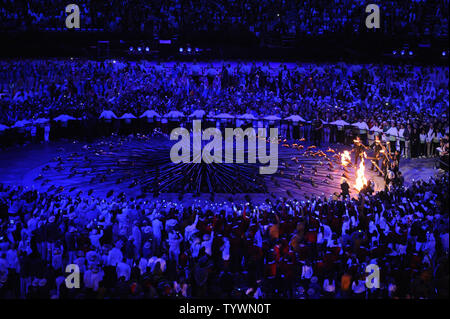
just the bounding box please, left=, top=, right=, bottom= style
left=340, top=151, right=351, bottom=166
left=355, top=152, right=368, bottom=192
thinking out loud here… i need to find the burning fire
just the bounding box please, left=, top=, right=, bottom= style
left=340, top=151, right=351, bottom=166
left=354, top=152, right=368, bottom=192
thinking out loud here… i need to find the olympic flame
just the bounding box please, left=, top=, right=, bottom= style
left=355, top=152, right=368, bottom=192
left=340, top=151, right=351, bottom=166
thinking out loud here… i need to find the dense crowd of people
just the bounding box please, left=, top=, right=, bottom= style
left=0, top=172, right=448, bottom=299
left=0, top=0, right=448, bottom=303
left=0, top=59, right=448, bottom=160
left=0, top=0, right=448, bottom=39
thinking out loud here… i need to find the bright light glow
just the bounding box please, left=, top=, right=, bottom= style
left=354, top=153, right=368, bottom=192
left=340, top=151, right=351, bottom=167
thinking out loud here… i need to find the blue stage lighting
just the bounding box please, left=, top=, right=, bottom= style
left=392, top=50, right=397, bottom=55
left=129, top=47, right=133, bottom=52
left=145, top=47, right=150, bottom=52
left=187, top=47, right=192, bottom=53
left=179, top=47, right=183, bottom=53
left=408, top=51, right=413, bottom=56
left=400, top=50, right=405, bottom=56
left=443, top=51, right=447, bottom=57
left=137, top=47, right=142, bottom=52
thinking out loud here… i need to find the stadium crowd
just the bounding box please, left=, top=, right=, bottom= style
left=1, top=0, right=448, bottom=39
left=0, top=172, right=448, bottom=299
left=0, top=0, right=448, bottom=304
left=0, top=59, right=448, bottom=159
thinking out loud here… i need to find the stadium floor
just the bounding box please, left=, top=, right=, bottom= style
left=0, top=138, right=438, bottom=205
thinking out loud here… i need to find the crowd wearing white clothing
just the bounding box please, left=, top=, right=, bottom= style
left=0, top=171, right=447, bottom=299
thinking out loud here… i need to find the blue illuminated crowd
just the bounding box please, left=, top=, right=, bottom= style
left=0, top=60, right=448, bottom=159
left=0, top=59, right=448, bottom=298
left=0, top=173, right=448, bottom=299
left=0, top=0, right=449, bottom=303
left=1, top=0, right=448, bottom=39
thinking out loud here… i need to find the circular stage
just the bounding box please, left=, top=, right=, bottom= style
left=0, top=135, right=438, bottom=204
